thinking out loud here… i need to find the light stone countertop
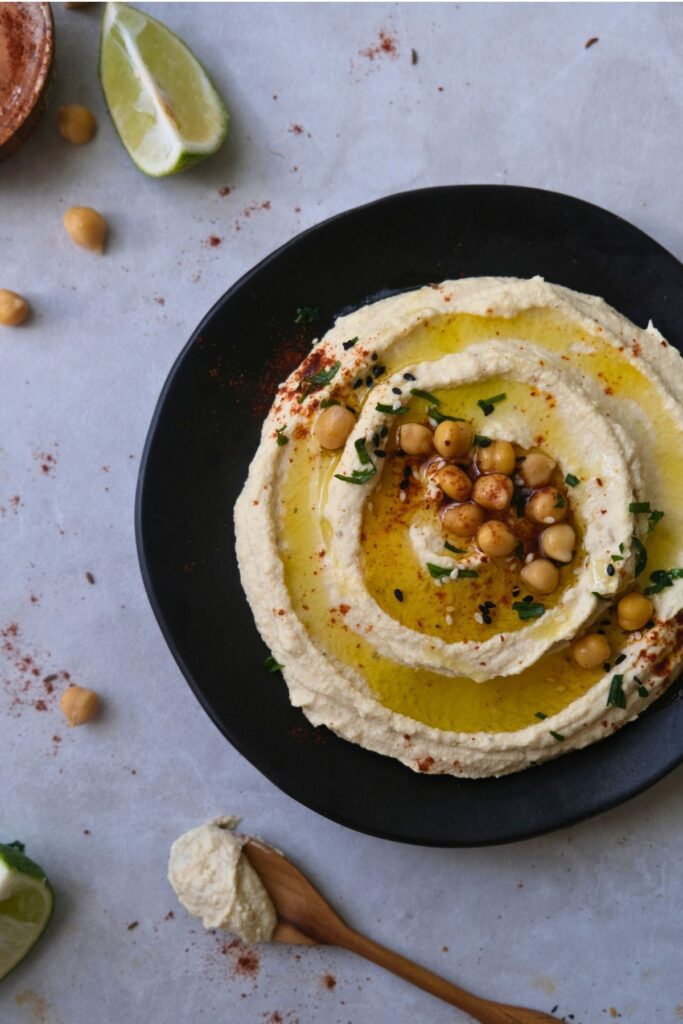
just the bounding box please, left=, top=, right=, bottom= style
left=2, top=3, right=683, bottom=1022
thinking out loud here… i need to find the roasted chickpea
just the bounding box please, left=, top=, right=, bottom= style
left=476, top=520, right=517, bottom=557
left=58, top=104, right=97, bottom=144
left=437, top=464, right=472, bottom=501
left=617, top=592, right=653, bottom=632
left=63, top=206, right=107, bottom=253
left=0, top=289, right=30, bottom=326
left=520, top=451, right=556, bottom=487
left=441, top=502, right=485, bottom=538
left=526, top=487, right=567, bottom=524
left=399, top=423, right=433, bottom=456
left=477, top=439, right=516, bottom=476
left=520, top=558, right=559, bottom=595
left=472, top=473, right=513, bottom=511
left=433, top=420, right=473, bottom=458
left=60, top=685, right=101, bottom=726
left=572, top=633, right=611, bottom=669
left=313, top=405, right=355, bottom=450
left=540, top=523, right=576, bottom=563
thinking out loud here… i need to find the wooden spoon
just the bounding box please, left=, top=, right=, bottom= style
left=244, top=841, right=558, bottom=1024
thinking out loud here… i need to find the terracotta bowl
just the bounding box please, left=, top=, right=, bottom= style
left=0, top=2, right=54, bottom=164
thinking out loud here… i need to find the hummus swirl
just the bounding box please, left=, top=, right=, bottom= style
left=235, top=277, right=683, bottom=777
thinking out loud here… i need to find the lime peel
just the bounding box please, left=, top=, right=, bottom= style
left=99, top=2, right=228, bottom=177
left=0, top=842, right=54, bottom=982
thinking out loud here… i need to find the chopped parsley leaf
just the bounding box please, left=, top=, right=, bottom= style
left=607, top=673, right=626, bottom=709
left=376, top=403, right=408, bottom=415
left=555, top=492, right=566, bottom=509
left=534, top=711, right=548, bottom=721
left=354, top=437, right=372, bottom=465
left=477, top=393, right=507, bottom=416
left=319, top=398, right=340, bottom=409
left=629, top=501, right=651, bottom=514
left=334, top=466, right=377, bottom=485
left=648, top=510, right=665, bottom=534
left=304, top=360, right=341, bottom=387
left=458, top=569, right=479, bottom=579
left=294, top=305, right=319, bottom=324
left=410, top=387, right=440, bottom=405
left=428, top=407, right=466, bottom=424
left=550, top=731, right=566, bottom=742
left=444, top=541, right=466, bottom=554
left=565, top=473, right=580, bottom=487
left=512, top=600, right=545, bottom=620
left=426, top=563, right=454, bottom=580
left=637, top=685, right=649, bottom=699
left=342, top=336, right=358, bottom=350
left=275, top=426, right=288, bottom=447
left=592, top=591, right=609, bottom=600
left=644, top=567, right=683, bottom=595
left=474, top=435, right=492, bottom=447
left=632, top=535, right=648, bottom=577
left=264, top=655, right=283, bottom=673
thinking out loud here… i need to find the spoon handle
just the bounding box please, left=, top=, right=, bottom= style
left=335, top=927, right=557, bottom=1024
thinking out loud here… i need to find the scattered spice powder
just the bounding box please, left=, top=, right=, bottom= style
left=207, top=235, right=222, bottom=247
left=360, top=28, right=399, bottom=60
left=219, top=937, right=261, bottom=979
left=289, top=123, right=304, bottom=135
left=217, top=186, right=232, bottom=196
left=322, top=973, right=337, bottom=990
left=85, top=571, right=95, bottom=585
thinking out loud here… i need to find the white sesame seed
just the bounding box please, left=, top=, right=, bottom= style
left=399, top=490, right=407, bottom=502
left=428, top=418, right=438, bottom=429
left=367, top=500, right=374, bottom=511
left=525, top=552, right=535, bottom=564
left=544, top=516, right=555, bottom=524
left=434, top=576, right=442, bottom=586
left=446, top=605, right=455, bottom=612
left=445, top=614, right=453, bottom=625
left=474, top=612, right=484, bottom=624
left=450, top=568, right=459, bottom=579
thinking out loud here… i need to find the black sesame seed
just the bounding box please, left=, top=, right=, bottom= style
left=614, top=653, right=627, bottom=665
left=483, top=615, right=492, bottom=625
left=380, top=425, right=388, bottom=438
left=392, top=387, right=402, bottom=395
left=645, top=619, right=655, bottom=629
left=394, top=588, right=404, bottom=602
left=371, top=352, right=378, bottom=361
left=523, top=594, right=534, bottom=603
left=603, top=662, right=611, bottom=672
left=353, top=378, right=363, bottom=389
left=366, top=375, right=374, bottom=387
left=403, top=465, right=412, bottom=478
left=597, top=629, right=605, bottom=634
left=512, top=587, right=521, bottom=597
left=372, top=365, right=385, bottom=378
left=397, top=447, right=406, bottom=457
left=373, top=449, right=386, bottom=458
left=400, top=479, right=410, bottom=490
left=372, top=432, right=380, bottom=447
left=607, top=564, right=615, bottom=576
left=484, top=601, right=496, bottom=608
left=403, top=372, right=416, bottom=381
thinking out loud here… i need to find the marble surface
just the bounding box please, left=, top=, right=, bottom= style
left=2, top=3, right=683, bottom=1022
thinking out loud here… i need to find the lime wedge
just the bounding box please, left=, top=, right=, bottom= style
left=99, top=2, right=228, bottom=176
left=0, top=842, right=54, bottom=982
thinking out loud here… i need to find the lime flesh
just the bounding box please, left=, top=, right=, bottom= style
left=99, top=1, right=228, bottom=176
left=0, top=842, right=54, bottom=982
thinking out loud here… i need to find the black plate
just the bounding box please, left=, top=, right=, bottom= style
left=136, top=185, right=683, bottom=847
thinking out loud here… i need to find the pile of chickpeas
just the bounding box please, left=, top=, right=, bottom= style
left=312, top=401, right=655, bottom=672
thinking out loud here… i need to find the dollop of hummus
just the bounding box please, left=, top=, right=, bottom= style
left=168, top=817, right=276, bottom=944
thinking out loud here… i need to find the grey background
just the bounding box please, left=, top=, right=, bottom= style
left=2, top=3, right=682, bottom=1022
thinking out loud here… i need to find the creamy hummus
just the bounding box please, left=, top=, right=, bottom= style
left=168, top=817, right=276, bottom=943
left=235, top=277, right=683, bottom=777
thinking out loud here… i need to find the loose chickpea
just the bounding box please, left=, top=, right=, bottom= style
left=437, top=464, right=472, bottom=501
left=520, top=558, right=559, bottom=595
left=477, top=439, right=516, bottom=476
left=520, top=451, right=556, bottom=487
left=617, top=592, right=653, bottom=632
left=472, top=473, right=513, bottom=511
left=63, top=206, right=107, bottom=253
left=58, top=104, right=97, bottom=144
left=60, top=685, right=101, bottom=726
left=399, top=422, right=433, bottom=456
left=441, top=501, right=485, bottom=538
left=540, top=523, right=576, bottom=563
left=433, top=420, right=473, bottom=458
left=526, top=486, right=567, bottom=524
left=572, top=633, right=611, bottom=669
left=0, top=289, right=30, bottom=326
left=313, top=405, right=355, bottom=450
left=476, top=520, right=517, bottom=557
